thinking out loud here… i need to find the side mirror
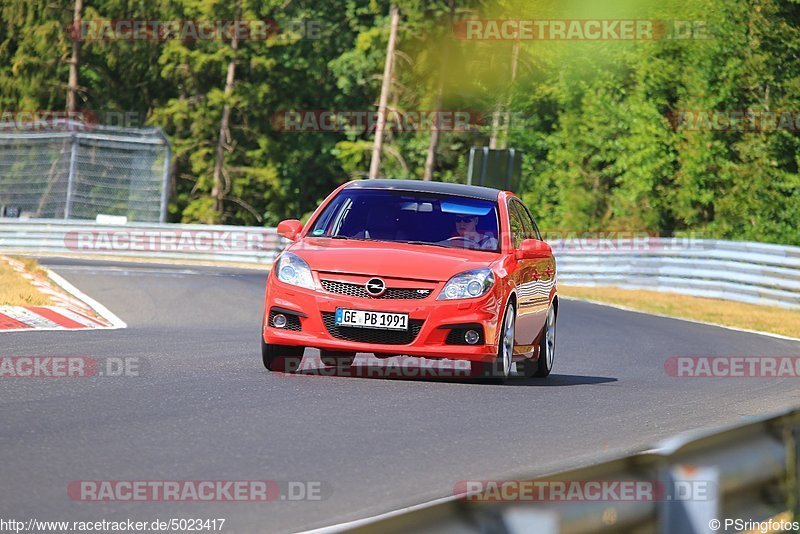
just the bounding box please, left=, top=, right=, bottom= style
left=277, top=219, right=303, bottom=241
left=516, top=239, right=552, bottom=260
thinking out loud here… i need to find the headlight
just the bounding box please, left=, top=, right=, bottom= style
left=438, top=268, right=495, bottom=300
left=275, top=252, right=315, bottom=290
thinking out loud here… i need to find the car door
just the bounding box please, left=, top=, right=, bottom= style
left=507, top=200, right=536, bottom=347
left=508, top=199, right=550, bottom=346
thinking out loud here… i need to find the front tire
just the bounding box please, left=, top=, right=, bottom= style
left=476, top=301, right=516, bottom=382
left=261, top=337, right=304, bottom=372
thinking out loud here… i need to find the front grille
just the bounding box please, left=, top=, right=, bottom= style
left=269, top=309, right=302, bottom=331
left=321, top=279, right=431, bottom=300
left=321, top=312, right=424, bottom=345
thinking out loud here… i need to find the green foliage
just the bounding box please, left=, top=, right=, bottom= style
left=1, top=0, right=799, bottom=245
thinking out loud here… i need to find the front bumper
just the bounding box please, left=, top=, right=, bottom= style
left=262, top=274, right=503, bottom=363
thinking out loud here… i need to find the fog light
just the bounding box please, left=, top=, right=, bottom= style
left=272, top=314, right=287, bottom=328
left=464, top=329, right=480, bottom=344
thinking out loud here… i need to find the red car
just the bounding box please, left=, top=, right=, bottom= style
left=261, top=179, right=557, bottom=380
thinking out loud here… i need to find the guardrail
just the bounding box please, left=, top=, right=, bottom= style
left=1, top=219, right=799, bottom=308
left=317, top=408, right=800, bottom=533
left=0, top=218, right=280, bottom=265
left=554, top=238, right=800, bottom=309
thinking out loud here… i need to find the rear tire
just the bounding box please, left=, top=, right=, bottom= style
left=524, top=304, right=556, bottom=378
left=261, top=337, right=304, bottom=372
left=320, top=350, right=356, bottom=368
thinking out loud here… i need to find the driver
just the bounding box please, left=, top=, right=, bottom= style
left=452, top=214, right=498, bottom=250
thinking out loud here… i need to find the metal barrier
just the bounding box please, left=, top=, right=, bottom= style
left=553, top=237, right=800, bottom=309
left=316, top=408, right=800, bottom=533
left=1, top=220, right=799, bottom=308
left=0, top=219, right=280, bottom=265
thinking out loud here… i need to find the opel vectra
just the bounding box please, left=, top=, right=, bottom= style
left=261, top=179, right=557, bottom=380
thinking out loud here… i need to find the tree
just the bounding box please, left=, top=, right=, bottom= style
left=368, top=5, right=400, bottom=179
left=66, top=0, right=83, bottom=112
left=2, top=0, right=798, bottom=245
left=211, top=0, right=242, bottom=216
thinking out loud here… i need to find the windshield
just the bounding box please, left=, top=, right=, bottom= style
left=309, top=189, right=500, bottom=252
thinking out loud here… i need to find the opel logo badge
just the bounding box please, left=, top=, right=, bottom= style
left=365, top=278, right=387, bottom=297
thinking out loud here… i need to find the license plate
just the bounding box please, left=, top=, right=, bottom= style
left=335, top=308, right=409, bottom=331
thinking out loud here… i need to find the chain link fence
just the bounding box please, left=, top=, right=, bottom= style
left=0, top=122, right=170, bottom=222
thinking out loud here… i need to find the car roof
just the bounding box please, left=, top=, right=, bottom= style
left=343, top=179, right=502, bottom=202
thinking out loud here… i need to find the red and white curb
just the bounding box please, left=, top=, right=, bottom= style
left=0, top=257, right=126, bottom=333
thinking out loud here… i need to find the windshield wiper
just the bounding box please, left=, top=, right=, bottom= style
left=400, top=240, right=450, bottom=249
left=323, top=236, right=444, bottom=247
left=324, top=235, right=373, bottom=241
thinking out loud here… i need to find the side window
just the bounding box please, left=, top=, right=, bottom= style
left=510, top=200, right=535, bottom=246
left=508, top=201, right=526, bottom=248
left=517, top=201, right=541, bottom=241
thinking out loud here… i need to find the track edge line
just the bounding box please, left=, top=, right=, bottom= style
left=298, top=494, right=463, bottom=534
left=45, top=268, right=127, bottom=330
left=561, top=295, right=800, bottom=342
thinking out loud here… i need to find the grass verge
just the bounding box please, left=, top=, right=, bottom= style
left=0, top=256, right=53, bottom=306
left=560, top=285, right=800, bottom=339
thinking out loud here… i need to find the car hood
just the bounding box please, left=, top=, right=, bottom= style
left=287, top=238, right=499, bottom=282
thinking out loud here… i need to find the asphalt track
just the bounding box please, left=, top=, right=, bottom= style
left=2, top=258, right=800, bottom=533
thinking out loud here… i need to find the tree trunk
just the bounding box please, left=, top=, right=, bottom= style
left=423, top=0, right=454, bottom=182
left=368, top=5, right=400, bottom=179
left=422, top=92, right=442, bottom=181
left=211, top=2, right=241, bottom=217
left=488, top=107, right=501, bottom=149
left=502, top=41, right=520, bottom=147
left=66, top=0, right=83, bottom=113
left=488, top=42, right=519, bottom=150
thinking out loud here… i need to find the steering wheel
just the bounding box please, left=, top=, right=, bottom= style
left=444, top=235, right=481, bottom=248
